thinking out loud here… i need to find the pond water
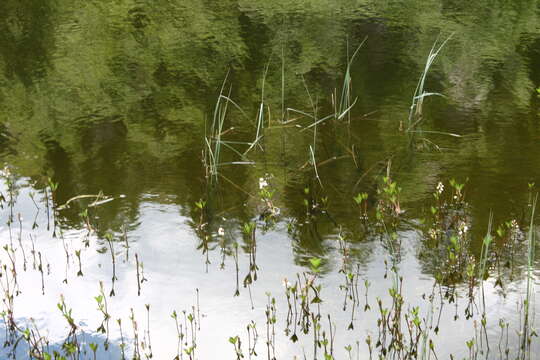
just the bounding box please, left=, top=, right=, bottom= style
left=0, top=1, right=539, bottom=359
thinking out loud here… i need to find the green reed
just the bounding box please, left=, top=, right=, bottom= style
left=521, top=192, right=537, bottom=359
left=405, top=34, right=453, bottom=133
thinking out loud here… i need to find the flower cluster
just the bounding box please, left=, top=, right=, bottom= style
left=436, top=181, right=444, bottom=194
left=458, top=221, right=469, bottom=237
left=258, top=174, right=280, bottom=219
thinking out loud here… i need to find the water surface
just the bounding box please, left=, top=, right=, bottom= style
left=0, top=1, right=539, bottom=359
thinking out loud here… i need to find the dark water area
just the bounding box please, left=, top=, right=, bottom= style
left=0, top=1, right=539, bottom=359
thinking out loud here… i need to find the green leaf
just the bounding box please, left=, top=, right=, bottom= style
left=309, top=257, right=322, bottom=271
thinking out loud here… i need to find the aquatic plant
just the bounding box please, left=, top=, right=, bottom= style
left=406, top=34, right=453, bottom=132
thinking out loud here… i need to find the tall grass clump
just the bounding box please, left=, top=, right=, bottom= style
left=204, top=75, right=230, bottom=180
left=204, top=73, right=250, bottom=182
left=290, top=38, right=367, bottom=187
left=335, top=36, right=367, bottom=123
left=405, top=34, right=453, bottom=132
left=243, top=61, right=270, bottom=156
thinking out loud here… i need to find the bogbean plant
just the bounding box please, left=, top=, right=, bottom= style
left=337, top=231, right=362, bottom=330
left=423, top=179, right=474, bottom=285
left=423, top=179, right=528, bottom=292
left=242, top=222, right=258, bottom=309
left=0, top=172, right=169, bottom=359
left=194, top=199, right=207, bottom=232
left=0, top=170, right=539, bottom=360
left=95, top=282, right=110, bottom=350
left=353, top=192, right=368, bottom=219
left=421, top=180, right=539, bottom=358
left=258, top=175, right=281, bottom=232
left=280, top=258, right=342, bottom=360
left=376, top=175, right=403, bottom=219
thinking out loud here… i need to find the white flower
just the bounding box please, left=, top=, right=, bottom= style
left=259, top=178, right=268, bottom=189
left=511, top=219, right=519, bottom=230
left=436, top=182, right=444, bottom=194
left=217, top=227, right=225, bottom=236
left=458, top=222, right=469, bottom=236
left=282, top=278, right=291, bottom=288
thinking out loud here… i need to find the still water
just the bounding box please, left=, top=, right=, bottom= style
left=0, top=1, right=539, bottom=359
